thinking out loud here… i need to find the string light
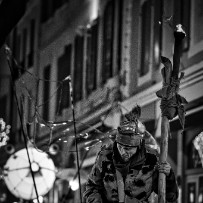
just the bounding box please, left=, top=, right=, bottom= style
left=69, top=179, right=79, bottom=191
left=0, top=118, right=10, bottom=148
left=33, top=196, right=43, bottom=203
left=3, top=45, right=143, bottom=154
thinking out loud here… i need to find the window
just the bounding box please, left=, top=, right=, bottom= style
left=28, top=19, right=35, bottom=67
left=16, top=129, right=24, bottom=145
left=12, top=28, right=23, bottom=76
left=12, top=28, right=17, bottom=59
left=73, top=35, right=84, bottom=102
left=181, top=0, right=190, bottom=51
left=140, top=0, right=151, bottom=76
left=40, top=0, right=54, bottom=23
left=186, top=176, right=203, bottom=203
left=117, top=0, right=123, bottom=73
left=41, top=0, right=49, bottom=22
left=41, top=0, right=69, bottom=23
left=21, top=28, right=27, bottom=69
left=57, top=45, right=72, bottom=114
left=102, top=0, right=115, bottom=83
left=188, top=0, right=203, bottom=57
left=53, top=0, right=63, bottom=11
left=15, top=34, right=21, bottom=63
left=174, top=0, right=191, bottom=51
left=27, top=93, right=33, bottom=139
left=0, top=96, right=7, bottom=119
left=199, top=177, right=203, bottom=203
left=153, top=0, right=162, bottom=69
left=187, top=183, right=196, bottom=203
left=86, top=20, right=98, bottom=95
left=187, top=139, right=202, bottom=169
left=43, top=65, right=51, bottom=121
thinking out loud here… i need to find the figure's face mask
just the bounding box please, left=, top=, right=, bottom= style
left=117, top=142, right=138, bottom=162
left=116, top=119, right=145, bottom=143
left=115, top=105, right=146, bottom=161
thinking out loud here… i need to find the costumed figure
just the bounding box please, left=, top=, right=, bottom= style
left=83, top=106, right=179, bottom=203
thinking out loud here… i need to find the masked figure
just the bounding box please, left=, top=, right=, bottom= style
left=83, top=111, right=179, bottom=203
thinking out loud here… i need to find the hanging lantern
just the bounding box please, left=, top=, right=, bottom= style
left=3, top=147, right=56, bottom=200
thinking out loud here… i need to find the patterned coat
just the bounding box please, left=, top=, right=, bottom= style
left=84, top=142, right=179, bottom=203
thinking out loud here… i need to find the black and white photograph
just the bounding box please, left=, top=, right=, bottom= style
left=0, top=0, right=203, bottom=203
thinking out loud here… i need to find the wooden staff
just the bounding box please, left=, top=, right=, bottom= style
left=158, top=116, right=169, bottom=203
left=158, top=25, right=186, bottom=203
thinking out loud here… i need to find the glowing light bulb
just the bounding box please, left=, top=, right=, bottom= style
left=33, top=196, right=43, bottom=203
left=90, top=0, right=98, bottom=21
left=69, top=179, right=79, bottom=191
left=31, top=162, right=39, bottom=172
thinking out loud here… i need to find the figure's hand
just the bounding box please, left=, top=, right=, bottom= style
left=157, top=162, right=171, bottom=176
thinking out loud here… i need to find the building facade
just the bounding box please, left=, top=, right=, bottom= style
left=0, top=0, right=203, bottom=202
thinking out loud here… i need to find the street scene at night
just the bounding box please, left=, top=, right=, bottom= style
left=0, top=0, right=203, bottom=203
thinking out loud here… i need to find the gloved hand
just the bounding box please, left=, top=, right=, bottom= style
left=157, top=162, right=171, bottom=176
